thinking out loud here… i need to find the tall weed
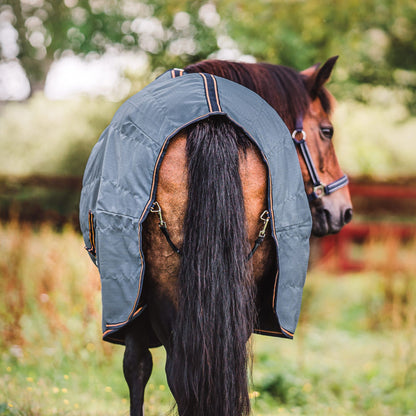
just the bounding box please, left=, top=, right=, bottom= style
left=0, top=221, right=113, bottom=359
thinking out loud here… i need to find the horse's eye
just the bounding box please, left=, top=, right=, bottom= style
left=320, top=126, right=334, bottom=140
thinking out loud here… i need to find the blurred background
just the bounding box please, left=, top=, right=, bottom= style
left=0, top=1, right=415, bottom=415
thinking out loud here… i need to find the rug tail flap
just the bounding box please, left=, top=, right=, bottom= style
left=215, top=76, right=312, bottom=337
left=95, top=211, right=141, bottom=330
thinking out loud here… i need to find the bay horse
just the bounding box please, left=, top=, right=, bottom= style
left=97, top=58, right=352, bottom=415
left=185, top=57, right=353, bottom=236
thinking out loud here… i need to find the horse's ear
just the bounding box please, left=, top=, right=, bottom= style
left=300, top=63, right=321, bottom=78
left=301, top=56, right=339, bottom=99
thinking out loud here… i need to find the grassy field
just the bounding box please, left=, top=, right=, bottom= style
left=0, top=222, right=415, bottom=415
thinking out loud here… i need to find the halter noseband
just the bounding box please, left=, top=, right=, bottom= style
left=292, top=117, right=349, bottom=202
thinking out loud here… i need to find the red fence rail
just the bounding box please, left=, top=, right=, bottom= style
left=313, top=177, right=416, bottom=272
left=1, top=175, right=416, bottom=270
left=348, top=182, right=416, bottom=200
left=0, top=175, right=82, bottom=228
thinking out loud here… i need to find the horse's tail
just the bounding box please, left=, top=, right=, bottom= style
left=171, top=116, right=256, bottom=416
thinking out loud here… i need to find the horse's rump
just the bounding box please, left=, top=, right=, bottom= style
left=142, top=119, right=276, bottom=304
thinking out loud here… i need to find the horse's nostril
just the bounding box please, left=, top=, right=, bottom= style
left=344, top=208, right=353, bottom=224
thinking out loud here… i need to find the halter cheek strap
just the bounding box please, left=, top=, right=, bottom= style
left=292, top=117, right=349, bottom=202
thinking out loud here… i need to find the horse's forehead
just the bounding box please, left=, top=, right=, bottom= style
left=306, top=94, right=334, bottom=121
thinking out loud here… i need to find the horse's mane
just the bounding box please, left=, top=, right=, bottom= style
left=185, top=60, right=332, bottom=130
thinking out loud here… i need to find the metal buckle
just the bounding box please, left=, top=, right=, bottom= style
left=291, top=129, right=306, bottom=142
left=259, top=210, right=270, bottom=238
left=150, top=201, right=167, bottom=228
left=313, top=184, right=326, bottom=199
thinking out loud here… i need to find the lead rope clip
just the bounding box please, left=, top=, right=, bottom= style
left=247, top=210, right=270, bottom=261
left=259, top=210, right=270, bottom=238
left=150, top=201, right=166, bottom=228
left=151, top=201, right=181, bottom=255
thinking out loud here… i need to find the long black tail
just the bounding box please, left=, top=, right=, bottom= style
left=171, top=116, right=256, bottom=416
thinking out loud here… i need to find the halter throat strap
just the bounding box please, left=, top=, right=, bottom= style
left=292, top=116, right=348, bottom=202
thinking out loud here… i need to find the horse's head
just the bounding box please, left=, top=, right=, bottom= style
left=297, top=57, right=353, bottom=236
left=184, top=56, right=352, bottom=237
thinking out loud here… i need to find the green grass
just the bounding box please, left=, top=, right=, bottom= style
left=0, top=222, right=415, bottom=415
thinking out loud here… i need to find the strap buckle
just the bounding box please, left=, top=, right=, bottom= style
left=150, top=201, right=167, bottom=228
left=291, top=129, right=306, bottom=143
left=313, top=184, right=326, bottom=199
left=259, top=210, right=270, bottom=238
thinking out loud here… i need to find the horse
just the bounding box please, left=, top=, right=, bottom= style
left=184, top=57, right=353, bottom=236
left=82, top=57, right=352, bottom=416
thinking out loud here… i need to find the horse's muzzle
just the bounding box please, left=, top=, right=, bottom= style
left=311, top=204, right=353, bottom=237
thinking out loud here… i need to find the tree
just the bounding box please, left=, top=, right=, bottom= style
left=217, top=0, right=416, bottom=103
left=2, top=0, right=416, bottom=105
left=0, top=0, right=220, bottom=95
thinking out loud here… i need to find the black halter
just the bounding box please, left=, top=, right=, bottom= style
left=292, top=117, right=349, bottom=202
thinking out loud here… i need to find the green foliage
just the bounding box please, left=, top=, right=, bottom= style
left=0, top=94, right=117, bottom=176
left=219, top=0, right=416, bottom=90
left=2, top=87, right=416, bottom=179
left=334, top=87, right=416, bottom=178
left=256, top=373, right=307, bottom=406
left=4, top=0, right=416, bottom=106
left=1, top=0, right=220, bottom=91
left=2, top=1, right=415, bottom=181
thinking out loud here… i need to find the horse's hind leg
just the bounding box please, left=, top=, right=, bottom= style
left=123, top=331, right=153, bottom=416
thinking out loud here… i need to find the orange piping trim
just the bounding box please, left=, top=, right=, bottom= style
left=88, top=211, right=96, bottom=255
left=91, top=215, right=96, bottom=252
left=132, top=306, right=145, bottom=317
left=104, top=306, right=146, bottom=329
left=281, top=327, right=294, bottom=337
left=211, top=75, right=222, bottom=112
left=200, top=73, right=213, bottom=112
left=104, top=335, right=125, bottom=343
left=255, top=328, right=283, bottom=335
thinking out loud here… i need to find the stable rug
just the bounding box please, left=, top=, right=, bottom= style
left=79, top=70, right=312, bottom=344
